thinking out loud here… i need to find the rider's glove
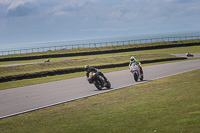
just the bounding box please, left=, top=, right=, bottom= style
left=87, top=78, right=92, bottom=84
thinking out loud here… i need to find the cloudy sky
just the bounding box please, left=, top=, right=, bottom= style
left=0, top=0, right=200, bottom=45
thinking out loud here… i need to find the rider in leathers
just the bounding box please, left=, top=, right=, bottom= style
left=129, top=56, right=143, bottom=75
left=85, top=65, right=108, bottom=84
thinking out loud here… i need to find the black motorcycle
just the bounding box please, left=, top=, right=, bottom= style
left=88, top=72, right=111, bottom=90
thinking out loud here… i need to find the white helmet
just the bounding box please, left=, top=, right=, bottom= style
left=130, top=56, right=134, bottom=61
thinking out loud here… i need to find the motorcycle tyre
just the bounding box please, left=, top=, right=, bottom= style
left=140, top=74, right=144, bottom=81
left=134, top=73, right=138, bottom=82
left=106, top=80, right=111, bottom=89
left=94, top=80, right=103, bottom=90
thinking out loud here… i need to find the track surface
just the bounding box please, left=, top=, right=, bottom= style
left=0, top=59, right=200, bottom=119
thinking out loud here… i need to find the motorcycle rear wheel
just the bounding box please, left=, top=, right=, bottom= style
left=140, top=74, right=144, bottom=81
left=106, top=80, right=111, bottom=89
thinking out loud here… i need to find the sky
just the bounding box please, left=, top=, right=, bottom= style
left=0, top=0, right=200, bottom=45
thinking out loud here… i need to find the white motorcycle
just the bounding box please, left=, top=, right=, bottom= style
left=130, top=63, right=144, bottom=82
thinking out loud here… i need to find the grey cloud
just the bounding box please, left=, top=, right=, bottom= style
left=7, top=3, right=38, bottom=17
left=53, top=0, right=93, bottom=15
left=171, top=0, right=199, bottom=3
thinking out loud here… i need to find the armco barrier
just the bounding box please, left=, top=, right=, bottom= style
left=0, top=57, right=187, bottom=83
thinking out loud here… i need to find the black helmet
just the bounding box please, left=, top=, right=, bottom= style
left=85, top=65, right=89, bottom=70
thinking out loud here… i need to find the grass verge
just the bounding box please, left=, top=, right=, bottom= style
left=0, top=39, right=199, bottom=60
left=0, top=45, right=199, bottom=90
left=0, top=69, right=200, bottom=133
left=0, top=54, right=176, bottom=77
left=0, top=58, right=188, bottom=90
left=0, top=45, right=199, bottom=66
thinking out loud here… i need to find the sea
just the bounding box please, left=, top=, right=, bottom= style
left=1, top=30, right=200, bottom=55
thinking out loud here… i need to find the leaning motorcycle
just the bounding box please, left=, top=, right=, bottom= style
left=130, top=63, right=144, bottom=82
left=88, top=72, right=111, bottom=90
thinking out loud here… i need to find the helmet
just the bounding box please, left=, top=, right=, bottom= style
left=85, top=65, right=90, bottom=70
left=130, top=56, right=134, bottom=61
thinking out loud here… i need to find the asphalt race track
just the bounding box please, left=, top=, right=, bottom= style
left=0, top=59, right=200, bottom=119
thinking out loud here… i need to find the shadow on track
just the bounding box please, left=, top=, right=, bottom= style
left=137, top=79, right=152, bottom=82
left=94, top=87, right=114, bottom=91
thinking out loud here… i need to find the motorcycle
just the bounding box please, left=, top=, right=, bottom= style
left=130, top=62, right=144, bottom=82
left=88, top=72, right=111, bottom=90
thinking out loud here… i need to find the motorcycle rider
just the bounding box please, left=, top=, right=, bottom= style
left=129, top=56, right=143, bottom=75
left=85, top=65, right=108, bottom=84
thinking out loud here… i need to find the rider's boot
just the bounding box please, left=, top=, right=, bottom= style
left=103, top=77, right=109, bottom=86
left=99, top=76, right=106, bottom=86
left=99, top=73, right=108, bottom=86
left=140, top=67, right=143, bottom=79
left=140, top=67, right=143, bottom=75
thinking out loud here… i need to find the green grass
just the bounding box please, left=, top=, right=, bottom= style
left=0, top=39, right=199, bottom=59
left=2, top=45, right=200, bottom=77
left=0, top=45, right=200, bottom=90
left=1, top=45, right=199, bottom=76
left=0, top=54, right=174, bottom=77
left=1, top=69, right=200, bottom=133
left=1, top=45, right=199, bottom=66
left=0, top=60, right=176, bottom=90
left=0, top=71, right=86, bottom=90
left=0, top=40, right=200, bottom=90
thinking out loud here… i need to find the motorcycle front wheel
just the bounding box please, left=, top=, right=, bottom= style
left=133, top=72, right=138, bottom=82
left=94, top=80, right=103, bottom=90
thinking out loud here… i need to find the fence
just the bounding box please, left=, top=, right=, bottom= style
left=0, top=35, right=200, bottom=56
